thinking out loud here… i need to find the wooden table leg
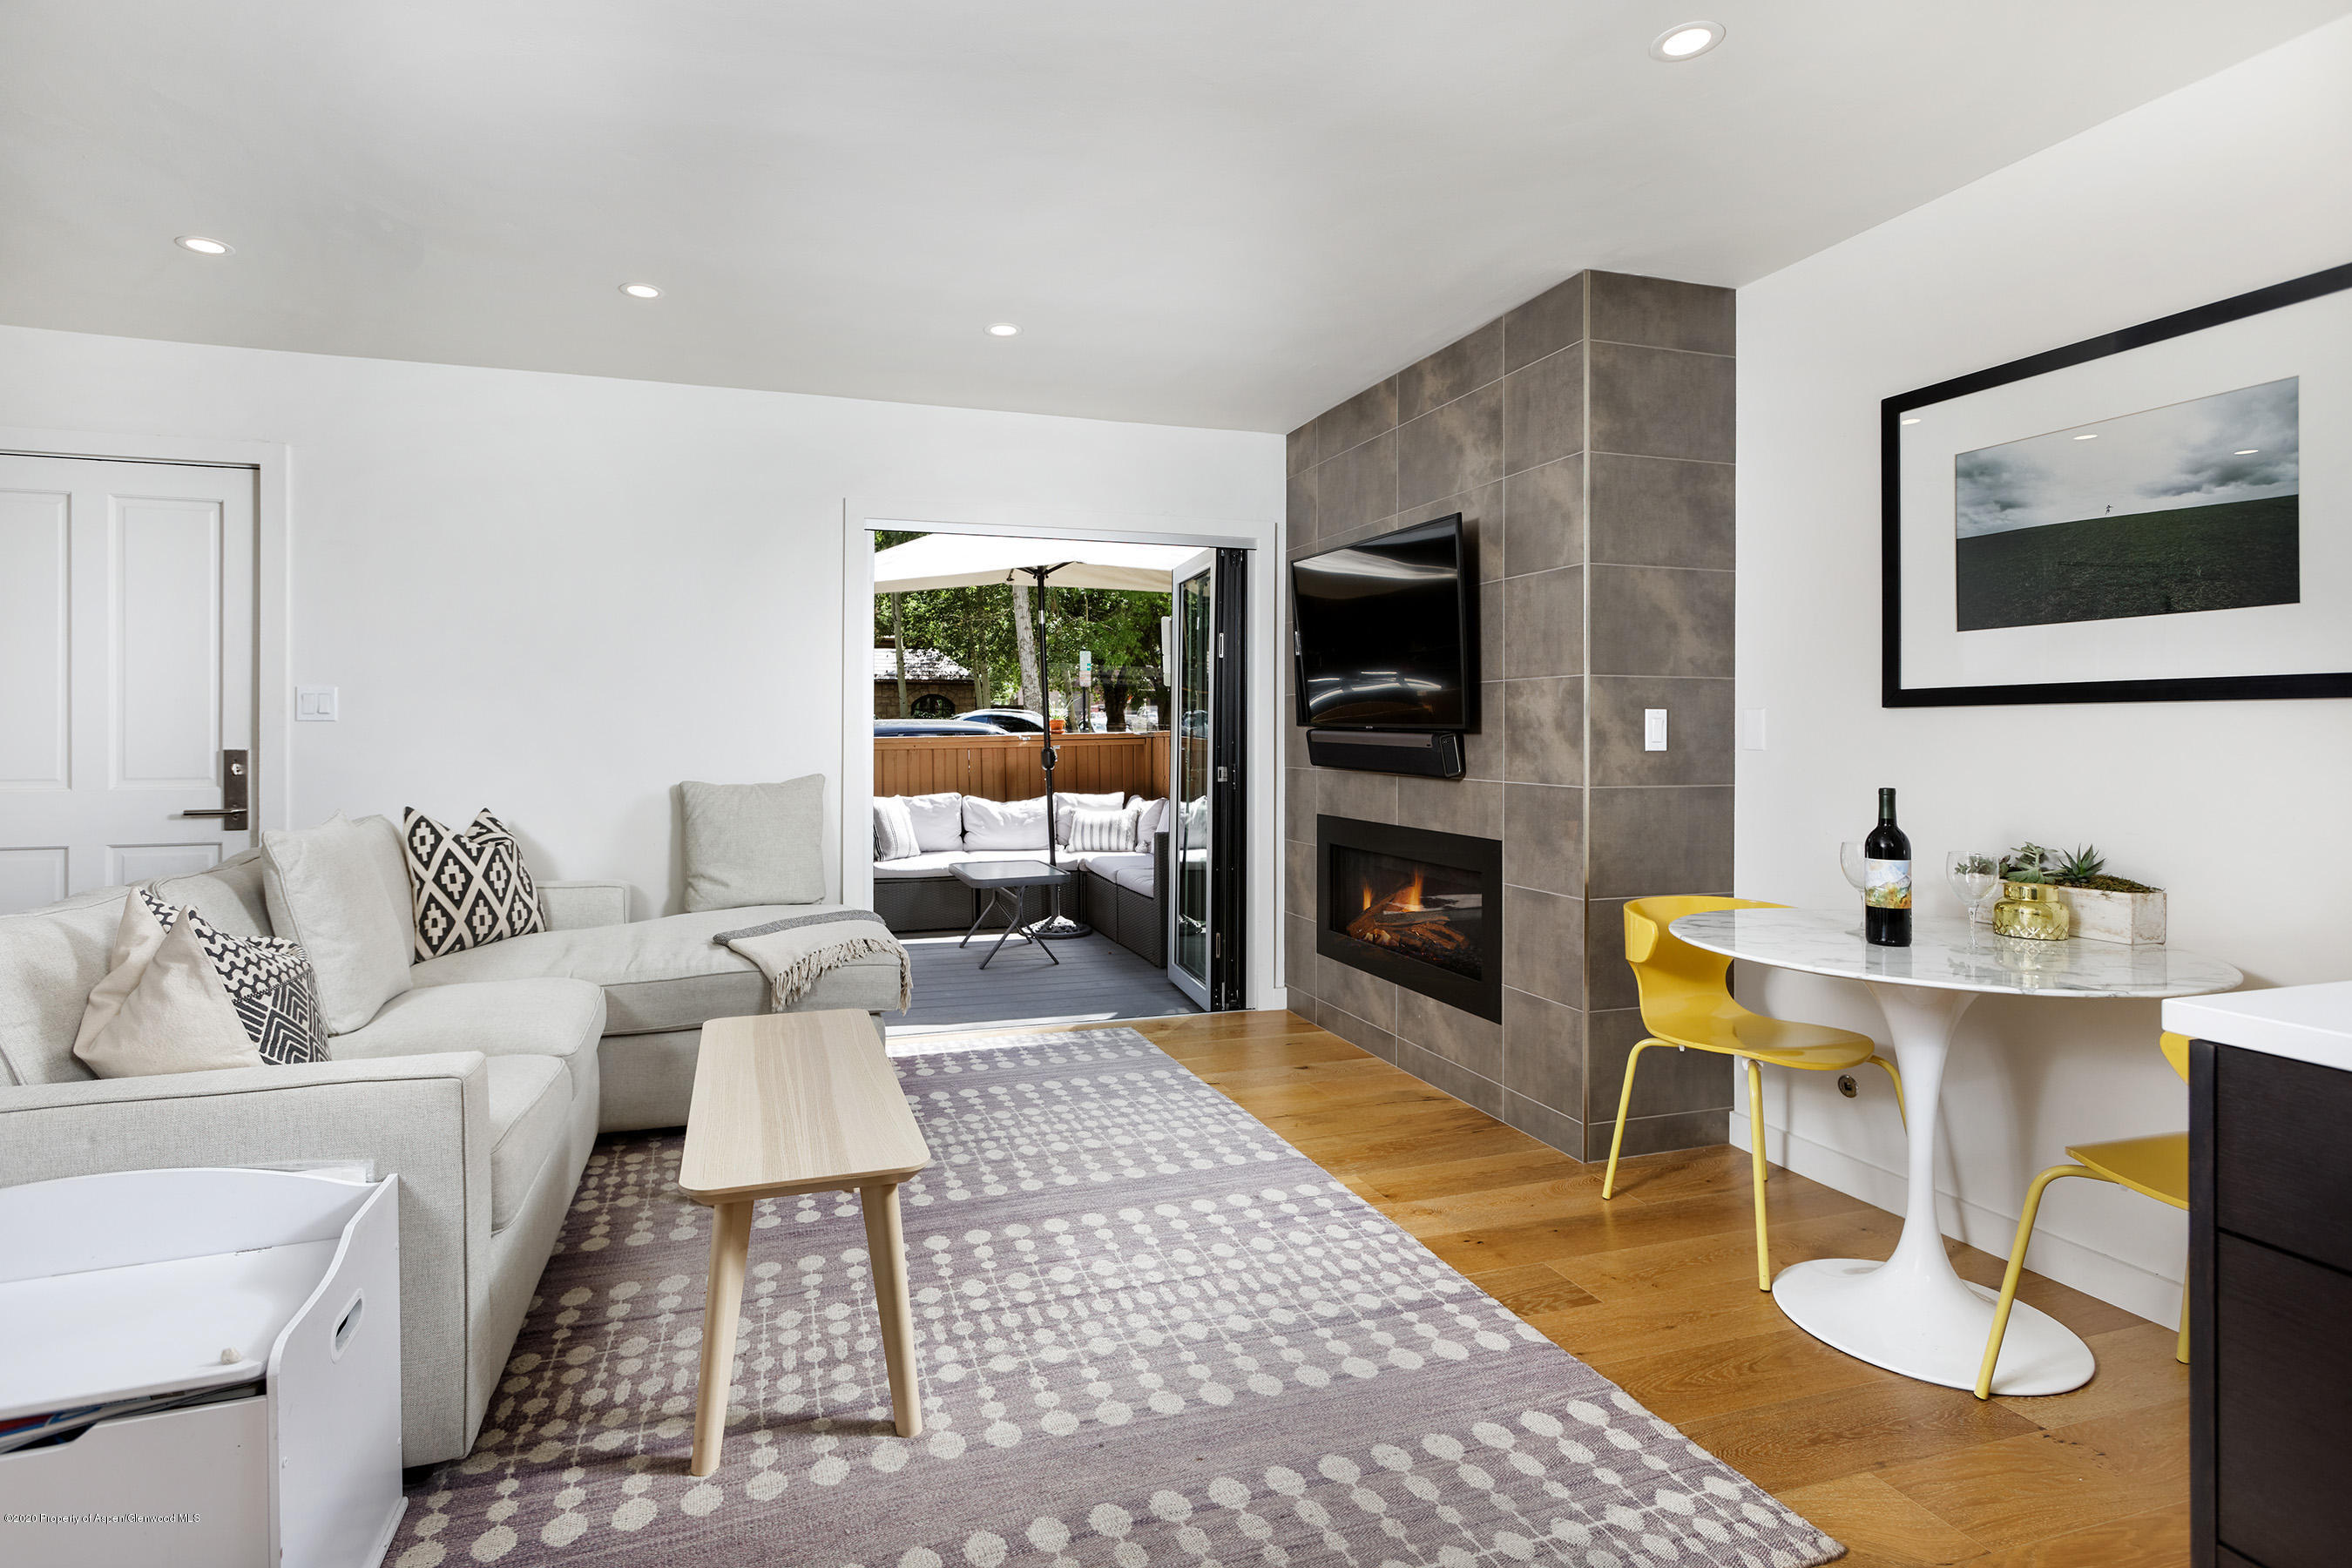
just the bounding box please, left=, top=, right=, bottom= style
left=690, top=1199, right=754, bottom=1476
left=861, top=1182, right=923, bottom=1438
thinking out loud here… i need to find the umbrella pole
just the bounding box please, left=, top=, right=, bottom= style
left=1027, top=563, right=1091, bottom=939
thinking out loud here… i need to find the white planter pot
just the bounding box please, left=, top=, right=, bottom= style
left=2053, top=886, right=2166, bottom=945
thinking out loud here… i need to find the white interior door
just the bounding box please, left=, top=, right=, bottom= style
left=0, top=455, right=258, bottom=913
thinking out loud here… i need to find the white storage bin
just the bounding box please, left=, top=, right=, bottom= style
left=0, top=1167, right=405, bottom=1567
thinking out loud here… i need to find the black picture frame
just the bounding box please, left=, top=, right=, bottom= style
left=1882, top=260, right=2352, bottom=708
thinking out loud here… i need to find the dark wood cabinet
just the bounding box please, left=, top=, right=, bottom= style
left=2193, top=1040, right=2352, bottom=1568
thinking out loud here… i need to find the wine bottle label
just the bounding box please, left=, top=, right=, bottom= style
left=1864, top=858, right=1912, bottom=911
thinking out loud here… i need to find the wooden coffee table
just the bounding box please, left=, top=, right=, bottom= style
left=676, top=1010, right=932, bottom=1476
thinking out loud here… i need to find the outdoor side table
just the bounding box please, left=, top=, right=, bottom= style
left=951, top=860, right=1071, bottom=969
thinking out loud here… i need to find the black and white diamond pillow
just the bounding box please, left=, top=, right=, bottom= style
left=402, top=808, right=546, bottom=960
left=137, top=889, right=331, bottom=1064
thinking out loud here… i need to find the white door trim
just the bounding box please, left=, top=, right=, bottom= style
left=836, top=500, right=1262, bottom=922
left=0, top=427, right=293, bottom=834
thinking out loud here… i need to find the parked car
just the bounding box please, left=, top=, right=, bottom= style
left=875, top=718, right=1011, bottom=738
left=956, top=707, right=1047, bottom=733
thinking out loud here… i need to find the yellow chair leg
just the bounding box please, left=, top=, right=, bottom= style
left=1869, top=1053, right=1908, bottom=1129
left=1746, top=1058, right=1771, bottom=1292
left=1976, top=1163, right=2093, bottom=1399
left=1601, top=1041, right=1659, bottom=1201
left=2176, top=1273, right=2190, bottom=1366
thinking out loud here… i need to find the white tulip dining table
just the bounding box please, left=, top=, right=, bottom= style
left=1669, top=906, right=2241, bottom=1396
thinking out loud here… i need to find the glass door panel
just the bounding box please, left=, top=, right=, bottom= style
left=1169, top=553, right=1213, bottom=1007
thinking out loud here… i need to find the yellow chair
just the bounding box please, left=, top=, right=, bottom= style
left=1975, top=1031, right=2191, bottom=1399
left=1604, top=896, right=1906, bottom=1292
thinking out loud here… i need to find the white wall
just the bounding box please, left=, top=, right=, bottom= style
left=1734, top=17, right=2352, bottom=1324
left=0, top=326, right=1287, bottom=1002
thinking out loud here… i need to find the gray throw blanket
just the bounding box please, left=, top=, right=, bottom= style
left=711, top=909, right=912, bottom=1012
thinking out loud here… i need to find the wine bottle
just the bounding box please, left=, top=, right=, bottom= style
left=1863, top=787, right=1912, bottom=947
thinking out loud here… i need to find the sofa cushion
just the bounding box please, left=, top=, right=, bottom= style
left=332, top=977, right=605, bottom=1140
left=260, top=814, right=416, bottom=1036
left=408, top=906, right=902, bottom=1030
left=680, top=776, right=826, bottom=911
left=872, top=849, right=989, bottom=880
left=1128, top=796, right=1170, bottom=852
left=902, top=792, right=965, bottom=853
left=152, top=848, right=272, bottom=939
left=962, top=795, right=1047, bottom=851
left=483, top=1054, right=570, bottom=1233
left=0, top=896, right=121, bottom=1085
left=1112, top=863, right=1158, bottom=896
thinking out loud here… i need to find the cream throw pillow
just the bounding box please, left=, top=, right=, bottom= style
left=680, top=776, right=828, bottom=910
left=75, top=893, right=266, bottom=1078
left=262, top=813, right=416, bottom=1035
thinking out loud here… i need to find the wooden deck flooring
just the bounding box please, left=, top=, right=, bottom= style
left=1034, top=1009, right=2190, bottom=1568
left=889, top=928, right=1200, bottom=1034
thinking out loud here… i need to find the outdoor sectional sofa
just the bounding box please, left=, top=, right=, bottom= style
left=871, top=791, right=1169, bottom=966
left=0, top=821, right=902, bottom=1467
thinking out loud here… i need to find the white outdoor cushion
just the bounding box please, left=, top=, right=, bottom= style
left=872, top=798, right=920, bottom=862
left=679, top=776, right=827, bottom=910
left=1129, top=796, right=1170, bottom=850
left=903, top=792, right=965, bottom=853
left=1112, top=863, right=1158, bottom=896
left=871, top=849, right=990, bottom=879
left=963, top=795, right=1049, bottom=851
left=260, top=813, right=417, bottom=1036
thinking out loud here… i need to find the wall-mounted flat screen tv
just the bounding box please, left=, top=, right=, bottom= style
left=1290, top=514, right=1477, bottom=730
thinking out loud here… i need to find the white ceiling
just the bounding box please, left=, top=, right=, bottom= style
left=3, top=1, right=2344, bottom=432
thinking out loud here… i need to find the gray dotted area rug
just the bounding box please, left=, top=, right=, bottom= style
left=398, top=1027, right=1841, bottom=1567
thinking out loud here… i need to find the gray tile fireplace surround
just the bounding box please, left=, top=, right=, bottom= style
left=1281, top=269, right=1734, bottom=1162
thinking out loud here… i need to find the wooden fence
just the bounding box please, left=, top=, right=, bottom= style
left=874, top=732, right=1172, bottom=802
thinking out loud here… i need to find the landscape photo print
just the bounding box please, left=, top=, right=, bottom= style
left=1954, top=377, right=2300, bottom=631
left=1882, top=260, right=2352, bottom=706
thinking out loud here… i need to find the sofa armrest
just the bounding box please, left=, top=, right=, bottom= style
left=0, top=1053, right=494, bottom=1465
left=538, top=879, right=630, bottom=930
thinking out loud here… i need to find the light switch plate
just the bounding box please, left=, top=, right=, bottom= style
left=1740, top=707, right=1767, bottom=751
left=1643, top=708, right=1668, bottom=751
left=296, top=686, right=339, bottom=721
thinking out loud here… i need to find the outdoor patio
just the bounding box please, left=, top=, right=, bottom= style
left=888, top=929, right=1199, bottom=1036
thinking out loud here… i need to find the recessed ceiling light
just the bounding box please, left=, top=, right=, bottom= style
left=1899, top=416, right=1922, bottom=426
left=1649, top=21, right=1725, bottom=60
left=2073, top=433, right=2099, bottom=441
left=619, top=282, right=662, bottom=300
left=174, top=235, right=233, bottom=255
left=2234, top=448, right=2261, bottom=455
left=986, top=322, right=1021, bottom=337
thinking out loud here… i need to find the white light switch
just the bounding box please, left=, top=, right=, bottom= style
left=296, top=686, right=339, bottom=721
left=1740, top=707, right=1767, bottom=751
left=1643, top=708, right=1668, bottom=751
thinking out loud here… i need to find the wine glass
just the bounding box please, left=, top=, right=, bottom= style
left=1839, top=841, right=1868, bottom=891
left=1946, top=850, right=1999, bottom=926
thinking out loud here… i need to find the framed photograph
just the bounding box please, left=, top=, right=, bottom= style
left=1882, top=261, right=2352, bottom=706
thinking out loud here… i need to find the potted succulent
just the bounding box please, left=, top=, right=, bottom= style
left=2001, top=842, right=2166, bottom=945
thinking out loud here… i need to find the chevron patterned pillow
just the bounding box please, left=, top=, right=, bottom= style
left=138, top=888, right=331, bottom=1064
left=402, top=808, right=547, bottom=960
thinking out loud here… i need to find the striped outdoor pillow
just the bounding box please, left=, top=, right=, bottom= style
left=1066, top=806, right=1139, bottom=853
left=872, top=797, right=921, bottom=862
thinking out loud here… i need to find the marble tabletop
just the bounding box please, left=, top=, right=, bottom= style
left=1671, top=907, right=2243, bottom=999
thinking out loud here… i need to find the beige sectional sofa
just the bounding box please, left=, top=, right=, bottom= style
left=0, top=826, right=902, bottom=1467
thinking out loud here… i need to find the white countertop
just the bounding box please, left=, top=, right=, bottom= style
left=1672, top=908, right=2243, bottom=999
left=2165, top=981, right=2352, bottom=1071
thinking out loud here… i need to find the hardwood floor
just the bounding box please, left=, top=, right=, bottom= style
left=1017, top=1009, right=2190, bottom=1568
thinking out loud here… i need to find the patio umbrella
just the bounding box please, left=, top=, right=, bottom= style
left=872, top=533, right=1195, bottom=936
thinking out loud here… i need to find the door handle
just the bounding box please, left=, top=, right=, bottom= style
left=180, top=749, right=250, bottom=832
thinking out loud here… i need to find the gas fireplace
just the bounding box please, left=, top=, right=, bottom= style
left=1315, top=815, right=1504, bottom=1023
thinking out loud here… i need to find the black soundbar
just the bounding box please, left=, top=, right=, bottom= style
left=1305, top=728, right=1464, bottom=779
